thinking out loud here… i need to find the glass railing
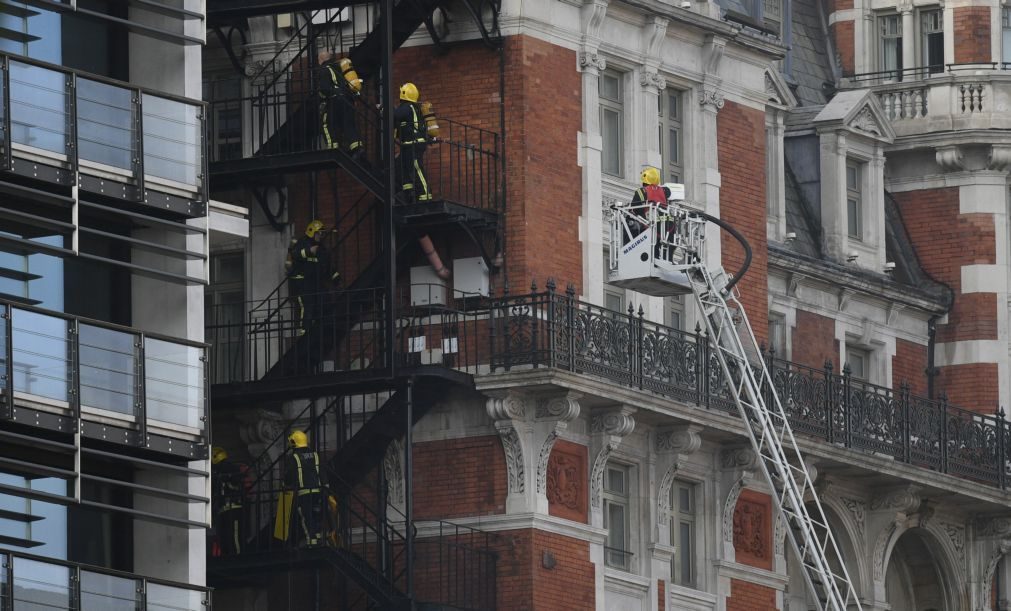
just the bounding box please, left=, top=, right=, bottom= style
left=1, top=551, right=210, bottom=611
left=0, top=299, right=208, bottom=447
left=0, top=52, right=206, bottom=203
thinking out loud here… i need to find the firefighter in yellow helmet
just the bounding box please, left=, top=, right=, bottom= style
left=211, top=446, right=250, bottom=556
left=283, top=431, right=326, bottom=547
left=287, top=220, right=340, bottom=336
left=628, top=166, right=675, bottom=257
left=317, top=51, right=364, bottom=158
left=394, top=82, right=432, bottom=203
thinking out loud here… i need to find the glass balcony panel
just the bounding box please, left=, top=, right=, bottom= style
left=11, top=309, right=69, bottom=404
left=77, top=78, right=135, bottom=171
left=146, top=582, right=205, bottom=611
left=12, top=558, right=70, bottom=611
left=9, top=62, right=68, bottom=156
left=0, top=308, right=7, bottom=396
left=78, top=324, right=138, bottom=416
left=142, top=94, right=200, bottom=188
left=144, top=338, right=204, bottom=430
left=80, top=571, right=139, bottom=611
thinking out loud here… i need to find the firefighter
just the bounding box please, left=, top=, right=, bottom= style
left=318, top=52, right=363, bottom=157
left=212, top=446, right=249, bottom=556
left=284, top=430, right=325, bottom=547
left=287, top=220, right=340, bottom=336
left=394, top=82, right=431, bottom=203
left=628, top=166, right=674, bottom=259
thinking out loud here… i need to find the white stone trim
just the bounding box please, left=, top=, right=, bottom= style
left=934, top=339, right=1006, bottom=366
left=827, top=8, right=859, bottom=23
left=713, top=560, right=789, bottom=589
left=961, top=264, right=1006, bottom=294
left=422, top=511, right=609, bottom=543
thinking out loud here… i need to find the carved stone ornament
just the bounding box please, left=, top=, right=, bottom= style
left=589, top=441, right=618, bottom=509
left=720, top=447, right=758, bottom=470
left=639, top=71, right=667, bottom=91
left=590, top=410, right=635, bottom=436
left=657, top=462, right=680, bottom=525
left=383, top=439, right=405, bottom=505
left=546, top=450, right=582, bottom=511
left=774, top=515, right=786, bottom=556
left=536, top=430, right=560, bottom=495
left=988, top=144, right=1011, bottom=172
left=655, top=426, right=702, bottom=454
left=722, top=476, right=748, bottom=543
left=872, top=520, right=899, bottom=580
left=976, top=515, right=1011, bottom=538
left=497, top=425, right=525, bottom=494
left=487, top=393, right=526, bottom=422
left=850, top=107, right=882, bottom=136
left=699, top=89, right=725, bottom=111
left=870, top=486, right=920, bottom=513
left=935, top=145, right=965, bottom=172
left=839, top=497, right=867, bottom=534
left=984, top=538, right=1011, bottom=608
left=940, top=521, right=966, bottom=568
left=536, top=393, right=581, bottom=421
left=578, top=51, right=606, bottom=72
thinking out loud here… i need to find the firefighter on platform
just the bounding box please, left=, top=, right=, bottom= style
left=394, top=82, right=431, bottom=203
left=286, top=220, right=340, bottom=336
left=212, top=446, right=249, bottom=556
left=284, top=431, right=325, bottom=547
left=318, top=51, right=364, bottom=157
left=628, top=166, right=674, bottom=259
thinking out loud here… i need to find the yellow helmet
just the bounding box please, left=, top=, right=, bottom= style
left=399, top=82, right=419, bottom=103
left=305, top=220, right=325, bottom=238
left=288, top=430, right=308, bottom=449
left=640, top=166, right=661, bottom=186
left=212, top=446, right=228, bottom=465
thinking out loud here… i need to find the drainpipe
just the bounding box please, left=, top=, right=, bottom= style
left=926, top=314, right=939, bottom=399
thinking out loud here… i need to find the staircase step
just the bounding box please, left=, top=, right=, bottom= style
left=0, top=508, right=44, bottom=523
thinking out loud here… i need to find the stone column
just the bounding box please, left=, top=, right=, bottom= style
left=578, top=0, right=609, bottom=303
left=901, top=6, right=915, bottom=77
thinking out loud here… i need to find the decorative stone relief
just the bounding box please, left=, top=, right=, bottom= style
left=383, top=439, right=405, bottom=505
left=988, top=144, right=1011, bottom=172
left=536, top=393, right=581, bottom=421
left=590, top=442, right=617, bottom=509
left=976, top=515, right=1011, bottom=538
left=497, top=426, right=525, bottom=494
left=870, top=486, right=920, bottom=513
left=722, top=476, right=748, bottom=543
left=578, top=51, right=606, bottom=72
left=940, top=521, right=966, bottom=568
left=487, top=393, right=526, bottom=421
left=774, top=515, right=786, bottom=557
left=720, top=447, right=757, bottom=470
left=733, top=496, right=769, bottom=562
left=935, top=145, right=965, bottom=172
left=701, top=33, right=726, bottom=76
left=546, top=440, right=587, bottom=522
left=591, top=409, right=636, bottom=436
left=536, top=431, right=559, bottom=495
left=839, top=496, right=866, bottom=534
left=983, top=539, right=1011, bottom=608
left=655, top=426, right=702, bottom=454
left=639, top=71, right=667, bottom=91
left=588, top=406, right=635, bottom=509
left=872, top=521, right=899, bottom=580
left=699, top=89, right=725, bottom=112
left=656, top=462, right=679, bottom=526
left=850, top=107, right=882, bottom=136
left=643, top=16, right=667, bottom=60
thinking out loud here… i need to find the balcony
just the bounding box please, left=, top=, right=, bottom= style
left=0, top=52, right=206, bottom=217
left=207, top=282, right=1011, bottom=495
left=0, top=551, right=209, bottom=610
left=841, top=63, right=1011, bottom=138
left=0, top=300, right=208, bottom=459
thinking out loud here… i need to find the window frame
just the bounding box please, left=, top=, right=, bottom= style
left=919, top=8, right=944, bottom=73
left=667, top=294, right=686, bottom=331
left=599, top=71, right=625, bottom=178
left=845, top=345, right=870, bottom=381
left=668, top=479, right=698, bottom=588
left=1003, top=6, right=1011, bottom=64
left=763, top=0, right=782, bottom=35
left=846, top=160, right=863, bottom=241
left=877, top=13, right=904, bottom=76
left=603, top=462, right=633, bottom=571
left=658, top=88, right=684, bottom=184
left=202, top=76, right=244, bottom=161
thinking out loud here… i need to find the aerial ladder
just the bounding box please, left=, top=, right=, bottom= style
left=609, top=189, right=862, bottom=611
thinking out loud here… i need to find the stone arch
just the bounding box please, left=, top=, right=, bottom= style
left=782, top=501, right=866, bottom=608
left=881, top=526, right=963, bottom=611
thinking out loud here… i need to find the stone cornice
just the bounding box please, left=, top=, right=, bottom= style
left=768, top=245, right=950, bottom=314
left=713, top=560, right=790, bottom=589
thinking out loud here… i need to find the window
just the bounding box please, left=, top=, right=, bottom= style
left=205, top=252, right=245, bottom=384
left=668, top=294, right=685, bottom=331
left=658, top=89, right=683, bottom=183
left=604, top=287, right=625, bottom=318
left=669, top=480, right=697, bottom=587
left=202, top=77, right=243, bottom=161
left=600, top=71, right=624, bottom=177
left=768, top=314, right=786, bottom=357
left=846, top=161, right=862, bottom=240
left=845, top=346, right=869, bottom=380
left=879, top=15, right=903, bottom=76
left=603, top=463, right=632, bottom=570
left=763, top=0, right=782, bottom=35
left=920, top=9, right=943, bottom=73
left=1003, top=7, right=1011, bottom=64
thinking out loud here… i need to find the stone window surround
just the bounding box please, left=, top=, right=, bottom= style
left=856, top=1, right=956, bottom=76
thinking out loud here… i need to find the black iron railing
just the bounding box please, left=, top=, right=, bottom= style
left=0, top=300, right=209, bottom=449
left=844, top=61, right=1011, bottom=84
left=488, top=283, right=1011, bottom=490
left=0, top=550, right=210, bottom=610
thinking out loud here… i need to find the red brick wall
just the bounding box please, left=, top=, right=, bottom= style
left=893, top=338, right=928, bottom=396
left=546, top=439, right=588, bottom=523
left=792, top=309, right=838, bottom=370
left=827, top=0, right=853, bottom=11
left=954, top=7, right=991, bottom=63
left=413, top=435, right=507, bottom=520
left=733, top=489, right=773, bottom=571
left=658, top=579, right=666, bottom=611
left=892, top=187, right=998, bottom=411
left=726, top=578, right=778, bottom=611
left=831, top=21, right=855, bottom=76
left=718, top=101, right=768, bottom=344
left=489, top=528, right=595, bottom=610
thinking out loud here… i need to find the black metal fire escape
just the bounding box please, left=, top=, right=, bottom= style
left=204, top=1, right=502, bottom=608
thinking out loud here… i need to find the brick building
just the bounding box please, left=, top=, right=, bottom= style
left=202, top=0, right=1011, bottom=609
